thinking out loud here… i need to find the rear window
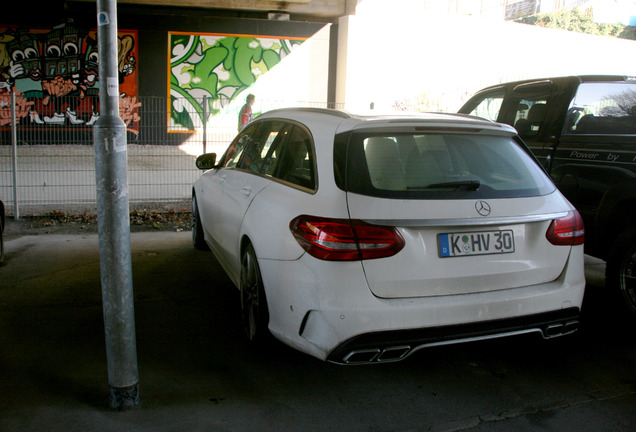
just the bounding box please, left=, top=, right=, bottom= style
left=340, top=133, right=555, bottom=199
left=564, top=82, right=636, bottom=135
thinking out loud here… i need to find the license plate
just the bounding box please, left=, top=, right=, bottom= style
left=438, top=230, right=515, bottom=258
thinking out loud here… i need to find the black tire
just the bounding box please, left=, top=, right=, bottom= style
left=192, top=195, right=209, bottom=251
left=605, top=228, right=636, bottom=317
left=240, top=243, right=270, bottom=343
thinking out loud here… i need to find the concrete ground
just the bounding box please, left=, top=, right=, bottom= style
left=1, top=221, right=635, bottom=432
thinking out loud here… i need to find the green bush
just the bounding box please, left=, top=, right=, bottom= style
left=518, top=8, right=635, bottom=41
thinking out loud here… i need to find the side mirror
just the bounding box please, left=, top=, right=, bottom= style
left=196, top=153, right=217, bottom=170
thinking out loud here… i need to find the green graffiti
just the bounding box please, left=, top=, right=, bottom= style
left=169, top=33, right=303, bottom=130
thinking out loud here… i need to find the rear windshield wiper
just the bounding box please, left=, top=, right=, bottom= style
left=408, top=180, right=481, bottom=191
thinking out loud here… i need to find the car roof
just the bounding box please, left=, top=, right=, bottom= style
left=469, top=74, right=636, bottom=95
left=255, top=107, right=517, bottom=136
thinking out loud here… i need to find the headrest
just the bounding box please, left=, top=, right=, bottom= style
left=528, top=103, right=546, bottom=123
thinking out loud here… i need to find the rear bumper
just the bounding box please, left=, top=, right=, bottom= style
left=326, top=307, right=580, bottom=364
left=259, top=246, right=585, bottom=363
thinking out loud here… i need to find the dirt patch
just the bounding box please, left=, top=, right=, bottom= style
left=4, top=208, right=192, bottom=238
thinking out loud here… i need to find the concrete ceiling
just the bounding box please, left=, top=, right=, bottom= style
left=84, top=0, right=353, bottom=18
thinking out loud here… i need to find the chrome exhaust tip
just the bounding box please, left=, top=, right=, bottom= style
left=376, top=345, right=410, bottom=362
left=342, top=345, right=411, bottom=364
left=543, top=320, right=579, bottom=338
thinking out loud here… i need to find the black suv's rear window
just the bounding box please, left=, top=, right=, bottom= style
left=337, top=132, right=555, bottom=199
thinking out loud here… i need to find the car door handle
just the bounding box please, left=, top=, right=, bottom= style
left=218, top=175, right=226, bottom=183
left=240, top=186, right=252, bottom=196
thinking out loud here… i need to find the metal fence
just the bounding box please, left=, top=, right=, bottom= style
left=0, top=94, right=337, bottom=216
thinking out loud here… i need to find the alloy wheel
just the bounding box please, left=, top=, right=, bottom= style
left=619, top=245, right=636, bottom=314
left=240, top=245, right=266, bottom=341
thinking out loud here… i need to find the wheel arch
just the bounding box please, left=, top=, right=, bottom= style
left=595, top=183, right=636, bottom=259
left=239, top=235, right=253, bottom=263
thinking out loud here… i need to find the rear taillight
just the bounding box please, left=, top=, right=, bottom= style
left=290, top=215, right=405, bottom=261
left=546, top=210, right=585, bottom=246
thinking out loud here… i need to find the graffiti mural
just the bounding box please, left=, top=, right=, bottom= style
left=169, top=32, right=306, bottom=131
left=0, top=23, right=138, bottom=132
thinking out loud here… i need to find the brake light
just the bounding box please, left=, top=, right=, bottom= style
left=290, top=215, right=405, bottom=261
left=546, top=210, right=585, bottom=246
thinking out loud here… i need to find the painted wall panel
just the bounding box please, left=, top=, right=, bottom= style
left=0, top=23, right=138, bottom=130
left=168, top=26, right=330, bottom=135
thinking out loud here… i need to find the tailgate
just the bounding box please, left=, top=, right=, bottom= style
left=347, top=193, right=573, bottom=299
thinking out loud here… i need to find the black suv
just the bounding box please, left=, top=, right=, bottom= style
left=459, top=75, right=636, bottom=316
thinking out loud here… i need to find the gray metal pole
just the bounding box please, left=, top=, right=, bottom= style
left=93, top=0, right=140, bottom=410
left=10, top=89, right=19, bottom=220
left=202, top=95, right=207, bottom=154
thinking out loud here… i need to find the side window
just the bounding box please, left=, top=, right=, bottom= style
left=465, top=90, right=505, bottom=121
left=565, top=82, right=636, bottom=135
left=513, top=99, right=548, bottom=138
left=222, top=123, right=259, bottom=168
left=273, top=125, right=316, bottom=190
left=237, top=122, right=277, bottom=173
left=256, top=122, right=292, bottom=177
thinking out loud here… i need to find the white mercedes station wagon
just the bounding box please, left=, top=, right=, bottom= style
left=192, top=108, right=585, bottom=364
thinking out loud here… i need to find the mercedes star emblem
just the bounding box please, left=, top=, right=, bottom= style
left=475, top=200, right=491, bottom=216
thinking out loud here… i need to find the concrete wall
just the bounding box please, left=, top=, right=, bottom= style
left=336, top=0, right=636, bottom=113
left=1, top=3, right=330, bottom=144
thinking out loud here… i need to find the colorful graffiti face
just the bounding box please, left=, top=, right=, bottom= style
left=8, top=31, right=42, bottom=81
left=169, top=32, right=305, bottom=131
left=82, top=37, right=99, bottom=92
left=0, top=24, right=138, bottom=129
